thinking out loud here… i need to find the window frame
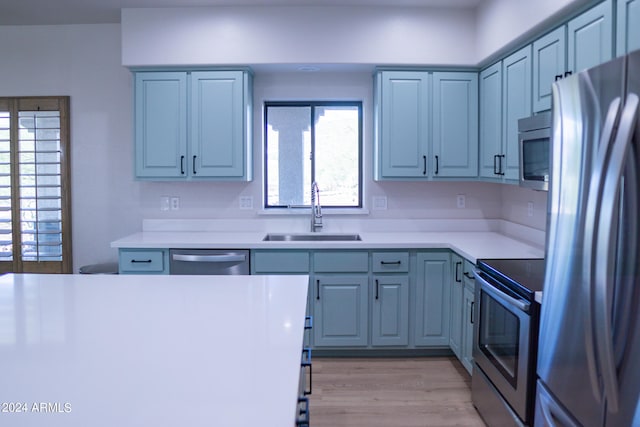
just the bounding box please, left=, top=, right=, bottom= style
left=263, top=100, right=363, bottom=210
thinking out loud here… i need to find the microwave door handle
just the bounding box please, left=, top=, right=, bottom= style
left=593, top=93, right=639, bottom=414
left=472, top=270, right=530, bottom=313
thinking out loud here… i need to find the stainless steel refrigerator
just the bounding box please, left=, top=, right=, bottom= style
left=536, top=50, right=640, bottom=426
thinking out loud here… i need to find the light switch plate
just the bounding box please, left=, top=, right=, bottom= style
left=239, top=196, right=253, bottom=210
left=160, top=196, right=170, bottom=211
left=372, top=196, right=387, bottom=210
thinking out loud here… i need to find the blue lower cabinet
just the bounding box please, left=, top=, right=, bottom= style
left=313, top=275, right=369, bottom=347
left=371, top=275, right=409, bottom=346
left=414, top=252, right=451, bottom=347
left=118, top=249, right=169, bottom=274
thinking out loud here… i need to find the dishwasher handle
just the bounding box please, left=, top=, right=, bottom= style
left=171, top=253, right=247, bottom=263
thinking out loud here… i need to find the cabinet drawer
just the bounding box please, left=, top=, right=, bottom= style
left=252, top=251, right=310, bottom=273
left=313, top=251, right=368, bottom=273
left=119, top=249, right=167, bottom=274
left=372, top=252, right=409, bottom=273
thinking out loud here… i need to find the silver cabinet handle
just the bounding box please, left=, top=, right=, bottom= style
left=171, top=254, right=246, bottom=263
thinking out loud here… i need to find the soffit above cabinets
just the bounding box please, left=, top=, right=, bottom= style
left=1, top=0, right=485, bottom=26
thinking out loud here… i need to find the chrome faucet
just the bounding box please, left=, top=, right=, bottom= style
left=310, top=181, right=323, bottom=232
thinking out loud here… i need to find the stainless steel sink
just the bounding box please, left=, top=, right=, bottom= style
left=262, top=233, right=362, bottom=242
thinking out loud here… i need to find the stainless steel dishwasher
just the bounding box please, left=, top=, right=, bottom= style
left=169, top=249, right=250, bottom=275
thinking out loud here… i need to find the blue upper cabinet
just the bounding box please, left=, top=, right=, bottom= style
left=375, top=71, right=431, bottom=179
left=617, top=0, right=640, bottom=56
left=479, top=62, right=503, bottom=180
left=432, top=72, right=478, bottom=178
left=190, top=71, right=251, bottom=179
left=134, top=69, right=252, bottom=181
left=567, top=0, right=613, bottom=74
left=532, top=27, right=567, bottom=113
left=502, top=45, right=532, bottom=182
left=374, top=70, right=478, bottom=180
left=135, top=72, right=188, bottom=178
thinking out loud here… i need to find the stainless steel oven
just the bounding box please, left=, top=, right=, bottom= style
left=472, top=259, right=544, bottom=427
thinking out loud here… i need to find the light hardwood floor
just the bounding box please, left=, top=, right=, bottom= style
left=309, top=357, right=486, bottom=427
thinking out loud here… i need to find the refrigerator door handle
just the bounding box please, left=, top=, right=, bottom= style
left=582, top=95, right=623, bottom=403
left=594, top=93, right=639, bottom=414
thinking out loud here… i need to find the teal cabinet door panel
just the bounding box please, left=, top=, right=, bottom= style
left=135, top=72, right=187, bottom=178
left=191, top=71, right=245, bottom=178
left=449, top=254, right=463, bottom=359
left=568, top=0, right=613, bottom=73
left=479, top=62, right=503, bottom=179
left=617, top=0, right=640, bottom=56
left=372, top=275, right=409, bottom=346
left=462, top=279, right=475, bottom=375
left=502, top=45, right=532, bottom=181
left=432, top=72, right=479, bottom=178
left=379, top=71, right=430, bottom=178
left=313, top=275, right=369, bottom=347
left=533, top=27, right=567, bottom=112
left=414, top=252, right=451, bottom=347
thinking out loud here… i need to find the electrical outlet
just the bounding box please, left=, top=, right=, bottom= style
left=170, top=197, right=180, bottom=211
left=372, top=196, right=387, bottom=210
left=456, top=194, right=466, bottom=209
left=239, top=196, right=253, bottom=210
left=527, top=202, right=534, bottom=217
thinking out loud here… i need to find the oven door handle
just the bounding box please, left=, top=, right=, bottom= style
left=473, top=269, right=531, bottom=314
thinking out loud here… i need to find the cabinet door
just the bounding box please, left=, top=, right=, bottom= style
left=414, top=252, right=451, bottom=347
left=568, top=0, right=613, bottom=73
left=191, top=71, right=247, bottom=179
left=313, top=275, right=369, bottom=347
left=502, top=45, right=532, bottom=182
left=378, top=71, right=430, bottom=178
left=371, top=275, right=409, bottom=346
left=135, top=72, right=187, bottom=178
left=432, top=72, right=478, bottom=178
left=449, top=254, right=464, bottom=358
left=462, top=280, right=475, bottom=375
left=479, top=62, right=503, bottom=179
left=533, top=27, right=567, bottom=112
left=617, top=0, right=640, bottom=56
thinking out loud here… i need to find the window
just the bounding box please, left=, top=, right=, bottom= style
left=0, top=97, right=72, bottom=274
left=264, top=101, right=362, bottom=209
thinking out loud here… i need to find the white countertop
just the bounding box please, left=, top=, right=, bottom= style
left=111, top=230, right=544, bottom=263
left=0, top=274, right=309, bottom=427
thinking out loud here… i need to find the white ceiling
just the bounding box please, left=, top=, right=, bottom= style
left=1, top=0, right=485, bottom=25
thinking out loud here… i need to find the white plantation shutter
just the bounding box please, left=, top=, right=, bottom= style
left=0, top=97, right=71, bottom=273
left=0, top=112, right=12, bottom=259
left=19, top=110, right=63, bottom=261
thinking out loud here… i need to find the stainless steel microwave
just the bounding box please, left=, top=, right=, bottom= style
left=518, top=111, right=551, bottom=191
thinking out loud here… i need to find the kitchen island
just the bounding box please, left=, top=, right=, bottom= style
left=0, top=274, right=309, bottom=427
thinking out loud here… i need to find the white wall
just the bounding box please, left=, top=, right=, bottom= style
left=121, top=6, right=477, bottom=67
left=0, top=24, right=137, bottom=272
left=475, top=0, right=591, bottom=63
left=0, top=13, right=555, bottom=271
